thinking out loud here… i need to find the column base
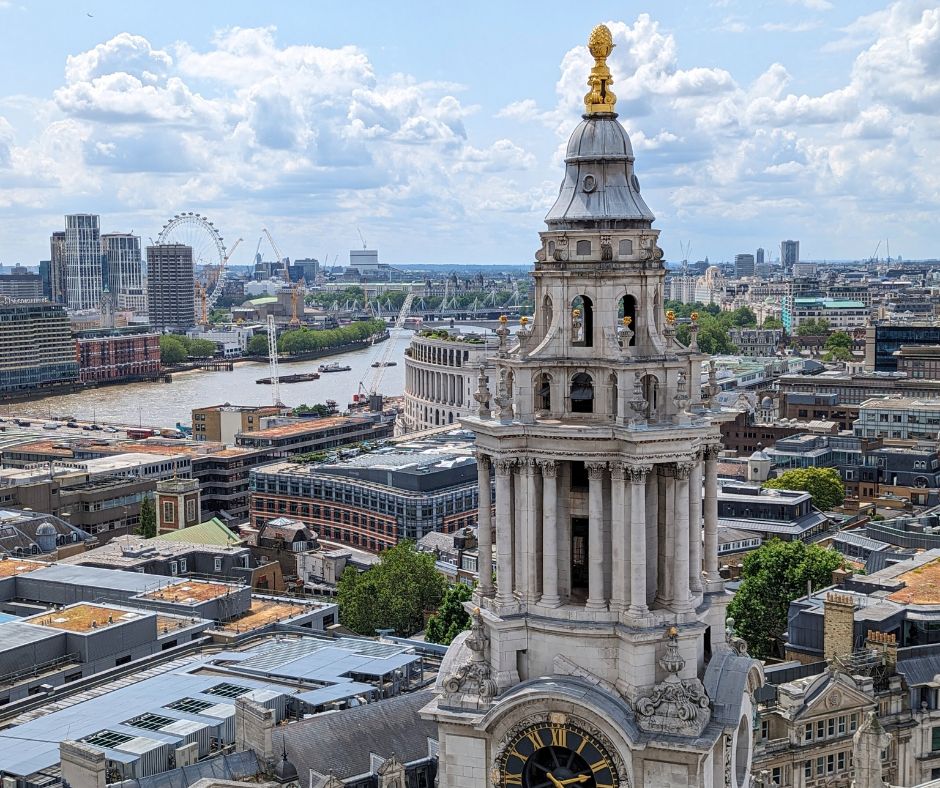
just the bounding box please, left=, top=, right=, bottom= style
left=623, top=605, right=650, bottom=623
left=539, top=594, right=561, bottom=608
left=585, top=599, right=608, bottom=611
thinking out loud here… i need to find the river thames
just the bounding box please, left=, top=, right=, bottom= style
left=0, top=330, right=415, bottom=429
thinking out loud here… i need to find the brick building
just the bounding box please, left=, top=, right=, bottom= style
left=74, top=326, right=161, bottom=384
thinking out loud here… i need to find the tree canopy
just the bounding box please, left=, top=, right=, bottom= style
left=337, top=541, right=446, bottom=636
left=425, top=582, right=473, bottom=645
left=159, top=335, right=187, bottom=365
left=727, top=539, right=844, bottom=659
left=247, top=319, right=385, bottom=356
left=796, top=318, right=831, bottom=336
left=137, top=495, right=156, bottom=539
left=665, top=300, right=753, bottom=355
left=761, top=317, right=783, bottom=330
left=762, top=467, right=845, bottom=511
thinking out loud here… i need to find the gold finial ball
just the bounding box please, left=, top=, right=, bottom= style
left=588, top=24, right=615, bottom=59
left=499, top=314, right=508, bottom=324
left=622, top=315, right=632, bottom=327
left=667, top=625, right=679, bottom=638
left=690, top=311, right=699, bottom=322
left=665, top=309, right=676, bottom=323
left=572, top=308, right=582, bottom=318
left=520, top=316, right=529, bottom=326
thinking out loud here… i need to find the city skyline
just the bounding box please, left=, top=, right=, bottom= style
left=0, top=0, right=937, bottom=266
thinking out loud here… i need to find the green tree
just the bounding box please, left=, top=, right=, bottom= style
left=823, top=346, right=853, bottom=362
left=337, top=541, right=446, bottom=636
left=730, top=306, right=757, bottom=327
left=425, top=582, right=473, bottom=645
left=761, top=317, right=783, bottom=330
left=187, top=338, right=217, bottom=358
left=159, top=335, right=187, bottom=365
left=727, top=539, right=844, bottom=659
left=825, top=331, right=853, bottom=351
left=137, top=495, right=157, bottom=539
left=797, top=318, right=831, bottom=336
left=246, top=334, right=269, bottom=356
left=762, top=467, right=845, bottom=511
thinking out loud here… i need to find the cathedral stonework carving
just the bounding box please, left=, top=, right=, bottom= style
left=421, top=24, right=762, bottom=788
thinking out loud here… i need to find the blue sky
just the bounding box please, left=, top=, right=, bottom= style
left=0, top=0, right=937, bottom=267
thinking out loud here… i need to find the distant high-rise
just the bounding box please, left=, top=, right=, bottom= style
left=49, top=230, right=67, bottom=304
left=756, top=247, right=765, bottom=266
left=64, top=214, right=102, bottom=310
left=146, top=244, right=194, bottom=331
left=734, top=253, right=755, bottom=278
left=102, top=233, right=146, bottom=312
left=781, top=239, right=800, bottom=271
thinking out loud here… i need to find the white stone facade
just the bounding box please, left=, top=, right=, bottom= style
left=401, top=332, right=498, bottom=433
left=422, top=25, right=762, bottom=788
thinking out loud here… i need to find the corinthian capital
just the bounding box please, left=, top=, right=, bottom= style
left=586, top=462, right=608, bottom=480
left=627, top=465, right=651, bottom=484
left=674, top=463, right=694, bottom=480
left=493, top=458, right=515, bottom=476
left=475, top=452, right=491, bottom=470
left=538, top=459, right=558, bottom=478
left=703, top=444, right=722, bottom=462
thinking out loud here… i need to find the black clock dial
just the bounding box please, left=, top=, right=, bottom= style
left=498, top=720, right=618, bottom=788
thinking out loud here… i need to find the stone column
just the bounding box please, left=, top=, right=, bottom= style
left=539, top=460, right=560, bottom=606
left=703, top=444, right=720, bottom=580
left=627, top=466, right=650, bottom=616
left=494, top=459, right=515, bottom=605
left=476, top=453, right=493, bottom=597
left=689, top=454, right=703, bottom=594
left=586, top=462, right=607, bottom=610
left=673, top=463, right=692, bottom=612
left=610, top=463, right=628, bottom=612
left=523, top=459, right=540, bottom=603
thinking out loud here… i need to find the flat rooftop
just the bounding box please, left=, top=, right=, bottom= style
left=860, top=397, right=940, bottom=410
left=25, top=604, right=147, bottom=633
left=0, top=558, right=48, bottom=577
left=887, top=558, right=940, bottom=604
left=139, top=580, right=234, bottom=604
left=216, top=599, right=320, bottom=633
left=241, top=416, right=366, bottom=439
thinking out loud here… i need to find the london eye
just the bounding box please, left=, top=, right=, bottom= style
left=156, top=212, right=242, bottom=309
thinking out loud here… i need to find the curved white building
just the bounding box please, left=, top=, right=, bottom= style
left=401, top=330, right=498, bottom=433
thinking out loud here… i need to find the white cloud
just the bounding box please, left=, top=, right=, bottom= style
left=787, top=0, right=832, bottom=10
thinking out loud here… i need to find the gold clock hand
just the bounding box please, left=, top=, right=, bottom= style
left=546, top=773, right=564, bottom=788
left=558, top=775, right=591, bottom=786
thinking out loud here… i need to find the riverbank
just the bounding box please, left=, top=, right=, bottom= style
left=0, top=330, right=413, bottom=428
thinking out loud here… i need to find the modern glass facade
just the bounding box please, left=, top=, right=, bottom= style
left=0, top=302, right=79, bottom=393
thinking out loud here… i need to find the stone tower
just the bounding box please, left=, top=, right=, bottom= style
left=423, top=25, right=763, bottom=788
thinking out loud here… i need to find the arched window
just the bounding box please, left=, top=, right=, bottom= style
left=571, top=296, right=593, bottom=348
left=570, top=373, right=594, bottom=414
left=619, top=239, right=633, bottom=257
left=576, top=240, right=592, bottom=256
left=609, top=373, right=618, bottom=419
left=618, top=294, right=637, bottom=347
left=540, top=295, right=554, bottom=335
left=536, top=372, right=552, bottom=412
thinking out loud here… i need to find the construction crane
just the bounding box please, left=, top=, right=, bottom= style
left=205, top=237, right=243, bottom=310
left=263, top=228, right=290, bottom=283
left=365, top=292, right=415, bottom=397
left=266, top=314, right=283, bottom=408
left=357, top=227, right=367, bottom=250
left=195, top=282, right=209, bottom=327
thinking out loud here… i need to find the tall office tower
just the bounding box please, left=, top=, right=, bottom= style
left=755, top=247, right=765, bottom=266
left=49, top=230, right=67, bottom=304
left=102, top=233, right=146, bottom=312
left=64, top=214, right=102, bottom=310
left=781, top=239, right=799, bottom=272
left=734, top=253, right=755, bottom=278
left=424, top=25, right=762, bottom=788
left=146, top=244, right=195, bottom=331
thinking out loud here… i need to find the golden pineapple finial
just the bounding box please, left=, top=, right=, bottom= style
left=584, top=24, right=617, bottom=115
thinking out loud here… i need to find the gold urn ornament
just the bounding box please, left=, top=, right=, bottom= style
left=585, top=24, right=617, bottom=114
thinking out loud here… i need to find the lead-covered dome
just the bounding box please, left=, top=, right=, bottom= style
left=545, top=114, right=655, bottom=230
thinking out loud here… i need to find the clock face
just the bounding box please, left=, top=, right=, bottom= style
left=497, top=720, right=619, bottom=788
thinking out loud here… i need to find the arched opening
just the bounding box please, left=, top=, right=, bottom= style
left=641, top=374, right=659, bottom=421
left=536, top=372, right=552, bottom=412
left=570, top=372, right=594, bottom=414
left=448, top=412, right=454, bottom=424
left=571, top=295, right=593, bottom=348
left=540, top=294, right=554, bottom=335
left=609, top=373, right=618, bottom=419
left=618, top=294, right=637, bottom=347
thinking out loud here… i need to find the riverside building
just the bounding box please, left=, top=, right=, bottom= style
left=0, top=299, right=79, bottom=395
left=401, top=329, right=498, bottom=433
left=146, top=243, right=195, bottom=331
